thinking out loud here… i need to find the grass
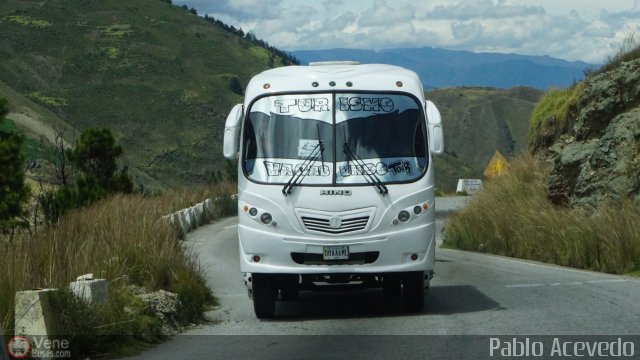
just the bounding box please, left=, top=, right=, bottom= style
left=444, top=155, right=640, bottom=275
left=592, top=32, right=640, bottom=77
left=0, top=181, right=237, bottom=357
left=527, top=82, right=585, bottom=152
left=3, top=15, right=51, bottom=28
left=28, top=91, right=68, bottom=107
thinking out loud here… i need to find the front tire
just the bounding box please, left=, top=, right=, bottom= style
left=403, top=271, right=425, bottom=312
left=252, top=273, right=277, bottom=318
left=382, top=276, right=401, bottom=298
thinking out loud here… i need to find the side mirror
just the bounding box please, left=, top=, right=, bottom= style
left=223, top=104, right=243, bottom=160
left=425, top=100, right=444, bottom=155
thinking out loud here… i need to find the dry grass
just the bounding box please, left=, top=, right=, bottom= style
left=0, top=182, right=237, bottom=354
left=444, top=155, right=640, bottom=275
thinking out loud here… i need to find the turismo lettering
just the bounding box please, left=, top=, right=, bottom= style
left=274, top=98, right=330, bottom=113
left=338, top=97, right=394, bottom=112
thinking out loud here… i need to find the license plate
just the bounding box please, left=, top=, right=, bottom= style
left=323, top=246, right=349, bottom=260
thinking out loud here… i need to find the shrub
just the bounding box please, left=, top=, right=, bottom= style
left=0, top=98, right=30, bottom=234
left=1, top=182, right=236, bottom=356
left=445, top=155, right=640, bottom=275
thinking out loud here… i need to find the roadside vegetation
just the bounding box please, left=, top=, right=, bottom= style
left=444, top=155, right=640, bottom=275
left=0, top=182, right=236, bottom=356
left=446, top=36, right=640, bottom=276
left=527, top=82, right=584, bottom=152
left=1, top=97, right=238, bottom=357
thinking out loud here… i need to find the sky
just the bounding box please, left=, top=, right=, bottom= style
left=173, top=0, right=640, bottom=63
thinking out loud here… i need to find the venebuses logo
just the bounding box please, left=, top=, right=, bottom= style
left=7, top=336, right=30, bottom=359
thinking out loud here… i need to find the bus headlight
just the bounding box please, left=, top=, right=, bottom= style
left=260, top=213, right=273, bottom=224
left=397, top=210, right=410, bottom=223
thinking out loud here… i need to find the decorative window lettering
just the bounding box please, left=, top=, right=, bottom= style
left=264, top=161, right=331, bottom=177
left=339, top=160, right=412, bottom=177
left=273, top=98, right=330, bottom=113
left=387, top=160, right=413, bottom=175
left=338, top=97, right=394, bottom=112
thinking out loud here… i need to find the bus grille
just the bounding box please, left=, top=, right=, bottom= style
left=301, top=215, right=370, bottom=234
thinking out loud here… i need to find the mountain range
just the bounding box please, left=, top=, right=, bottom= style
left=292, top=48, right=594, bottom=90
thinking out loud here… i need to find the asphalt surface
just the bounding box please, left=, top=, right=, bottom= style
left=128, top=196, right=640, bottom=359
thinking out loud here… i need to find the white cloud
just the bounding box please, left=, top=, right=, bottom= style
left=173, top=0, right=640, bottom=63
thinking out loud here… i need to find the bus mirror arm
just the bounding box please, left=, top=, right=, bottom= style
left=425, top=100, right=444, bottom=155
left=223, top=104, right=244, bottom=160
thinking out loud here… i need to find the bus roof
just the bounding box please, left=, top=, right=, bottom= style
left=244, top=63, right=425, bottom=104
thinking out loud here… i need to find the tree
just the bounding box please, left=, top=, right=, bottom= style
left=41, top=128, right=133, bottom=224
left=66, top=128, right=132, bottom=192
left=0, top=98, right=30, bottom=233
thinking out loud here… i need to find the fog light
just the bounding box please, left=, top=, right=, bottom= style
left=393, top=219, right=399, bottom=225
left=413, top=206, right=422, bottom=215
left=253, top=255, right=261, bottom=262
left=398, top=210, right=410, bottom=223
left=260, top=213, right=273, bottom=224
left=411, top=253, right=418, bottom=261
left=249, top=207, right=258, bottom=216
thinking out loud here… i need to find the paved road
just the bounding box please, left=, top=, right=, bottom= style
left=129, top=197, right=640, bottom=359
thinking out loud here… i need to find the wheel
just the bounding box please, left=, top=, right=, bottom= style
left=280, top=286, right=299, bottom=301
left=252, top=273, right=277, bottom=318
left=403, top=271, right=425, bottom=312
left=382, top=276, right=401, bottom=297
left=278, top=274, right=300, bottom=301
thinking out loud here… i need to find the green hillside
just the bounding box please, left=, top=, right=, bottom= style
left=0, top=0, right=296, bottom=189
left=427, top=86, right=543, bottom=191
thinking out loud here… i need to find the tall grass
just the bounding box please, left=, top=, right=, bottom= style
left=593, top=31, right=640, bottom=76
left=0, top=182, right=237, bottom=355
left=444, top=156, right=640, bottom=275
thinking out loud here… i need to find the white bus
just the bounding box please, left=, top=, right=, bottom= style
left=223, top=61, right=444, bottom=318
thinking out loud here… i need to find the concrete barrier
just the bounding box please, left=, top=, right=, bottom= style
left=162, top=196, right=228, bottom=237
left=203, top=198, right=215, bottom=220
left=14, top=289, right=59, bottom=359
left=187, top=207, right=198, bottom=230
left=14, top=289, right=58, bottom=337
left=195, top=203, right=206, bottom=225
left=70, top=275, right=109, bottom=304
left=179, top=209, right=191, bottom=233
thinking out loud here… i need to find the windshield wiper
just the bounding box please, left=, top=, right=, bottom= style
left=282, top=140, right=324, bottom=196
left=343, top=143, right=389, bottom=195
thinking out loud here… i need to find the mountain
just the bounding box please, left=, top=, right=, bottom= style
left=0, top=0, right=296, bottom=190
left=292, top=48, right=593, bottom=90
left=428, top=86, right=543, bottom=192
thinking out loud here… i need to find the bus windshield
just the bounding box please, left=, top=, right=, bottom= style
left=243, top=93, right=427, bottom=186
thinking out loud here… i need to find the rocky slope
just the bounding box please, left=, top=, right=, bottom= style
left=542, top=59, right=640, bottom=207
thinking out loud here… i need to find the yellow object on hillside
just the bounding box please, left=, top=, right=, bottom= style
left=483, top=150, right=510, bottom=179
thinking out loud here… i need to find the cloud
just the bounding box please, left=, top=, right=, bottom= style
left=172, top=0, right=640, bottom=63
left=194, top=0, right=285, bottom=19
left=428, top=0, right=545, bottom=20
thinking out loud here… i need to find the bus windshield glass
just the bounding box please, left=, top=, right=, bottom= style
left=243, top=93, right=427, bottom=185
